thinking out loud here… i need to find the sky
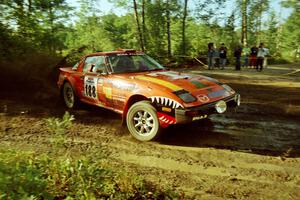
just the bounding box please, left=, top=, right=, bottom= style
left=66, top=0, right=292, bottom=24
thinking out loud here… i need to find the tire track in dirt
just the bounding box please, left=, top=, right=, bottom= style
left=117, top=153, right=300, bottom=187
left=106, top=138, right=300, bottom=199
left=1, top=110, right=300, bottom=199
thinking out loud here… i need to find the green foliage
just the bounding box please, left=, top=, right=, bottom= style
left=281, top=10, right=300, bottom=61
left=46, top=111, right=75, bottom=135
left=0, top=149, right=180, bottom=200
left=45, top=111, right=75, bottom=148
left=0, top=151, right=49, bottom=200
left=0, top=0, right=299, bottom=67
left=0, top=0, right=71, bottom=57
left=246, top=0, right=270, bottom=44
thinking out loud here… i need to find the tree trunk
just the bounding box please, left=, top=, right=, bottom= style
left=133, top=0, right=145, bottom=51
left=257, top=2, right=263, bottom=43
left=275, top=25, right=283, bottom=56
left=241, top=0, right=248, bottom=46
left=15, top=0, right=25, bottom=35
left=142, top=0, right=146, bottom=51
left=182, top=0, right=188, bottom=55
left=28, top=0, right=32, bottom=13
left=49, top=6, right=55, bottom=52
left=166, top=0, right=171, bottom=57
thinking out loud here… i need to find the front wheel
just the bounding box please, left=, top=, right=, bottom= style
left=126, top=101, right=161, bottom=141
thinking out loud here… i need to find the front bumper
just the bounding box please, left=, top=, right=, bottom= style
left=175, top=94, right=240, bottom=124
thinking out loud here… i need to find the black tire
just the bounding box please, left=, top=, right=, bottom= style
left=62, top=82, right=78, bottom=109
left=126, top=101, right=161, bottom=141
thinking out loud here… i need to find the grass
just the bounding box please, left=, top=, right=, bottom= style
left=0, top=112, right=181, bottom=200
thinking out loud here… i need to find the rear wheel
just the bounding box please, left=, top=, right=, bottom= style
left=62, top=82, right=78, bottom=108
left=126, top=101, right=161, bottom=141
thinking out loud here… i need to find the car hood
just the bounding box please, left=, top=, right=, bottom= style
left=130, top=70, right=235, bottom=106
left=130, top=70, right=220, bottom=91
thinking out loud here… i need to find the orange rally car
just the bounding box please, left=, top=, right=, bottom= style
left=58, top=49, right=240, bottom=141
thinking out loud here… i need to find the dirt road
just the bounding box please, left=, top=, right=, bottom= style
left=1, top=64, right=300, bottom=199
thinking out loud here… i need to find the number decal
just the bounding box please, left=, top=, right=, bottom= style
left=84, top=76, right=98, bottom=99
left=88, top=85, right=92, bottom=97
left=92, top=86, right=96, bottom=98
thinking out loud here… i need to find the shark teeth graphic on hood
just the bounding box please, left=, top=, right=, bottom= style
left=150, top=96, right=183, bottom=109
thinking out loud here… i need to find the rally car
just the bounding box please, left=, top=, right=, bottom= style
left=57, top=49, right=240, bottom=141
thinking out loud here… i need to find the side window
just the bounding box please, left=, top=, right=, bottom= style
left=83, top=56, right=96, bottom=72
left=72, top=62, right=79, bottom=71
left=92, top=56, right=106, bottom=73
left=83, top=56, right=106, bottom=73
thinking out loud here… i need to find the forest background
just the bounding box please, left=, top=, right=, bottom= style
left=0, top=0, right=299, bottom=74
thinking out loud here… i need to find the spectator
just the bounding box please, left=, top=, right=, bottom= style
left=213, top=48, right=220, bottom=68
left=219, top=43, right=227, bottom=70
left=263, top=46, right=270, bottom=68
left=234, top=45, right=243, bottom=70
left=242, top=45, right=250, bottom=68
left=207, top=42, right=214, bottom=70
left=256, top=43, right=268, bottom=71
left=250, top=44, right=258, bottom=68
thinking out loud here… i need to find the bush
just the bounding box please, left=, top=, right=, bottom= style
left=0, top=114, right=180, bottom=199
left=0, top=150, right=180, bottom=200
left=0, top=151, right=50, bottom=200
left=45, top=111, right=75, bottom=149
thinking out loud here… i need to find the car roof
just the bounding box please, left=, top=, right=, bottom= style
left=84, top=49, right=144, bottom=57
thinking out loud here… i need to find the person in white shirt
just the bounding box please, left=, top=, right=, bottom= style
left=256, top=43, right=268, bottom=71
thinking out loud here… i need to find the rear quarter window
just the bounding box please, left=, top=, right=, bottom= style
left=72, top=62, right=79, bottom=70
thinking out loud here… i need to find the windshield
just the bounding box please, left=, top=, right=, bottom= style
left=107, top=54, right=165, bottom=74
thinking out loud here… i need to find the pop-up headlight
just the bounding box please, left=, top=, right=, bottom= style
left=173, top=90, right=196, bottom=103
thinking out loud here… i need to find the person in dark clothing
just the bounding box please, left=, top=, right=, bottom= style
left=213, top=48, right=220, bottom=68
left=234, top=45, right=242, bottom=70
left=242, top=45, right=250, bottom=67
left=207, top=42, right=214, bottom=70
left=250, top=44, right=258, bottom=68
left=219, top=43, right=227, bottom=70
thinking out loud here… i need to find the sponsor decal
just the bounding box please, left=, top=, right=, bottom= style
left=192, top=115, right=207, bottom=121
left=149, top=96, right=183, bottom=109
left=97, top=78, right=104, bottom=86
left=190, top=80, right=208, bottom=89
left=162, top=107, right=172, bottom=112
left=112, top=80, right=135, bottom=91
left=84, top=76, right=98, bottom=99
left=135, top=75, right=182, bottom=91
left=103, top=87, right=112, bottom=99
left=197, top=94, right=210, bottom=103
